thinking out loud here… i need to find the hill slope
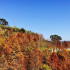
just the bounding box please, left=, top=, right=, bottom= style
left=0, top=25, right=70, bottom=70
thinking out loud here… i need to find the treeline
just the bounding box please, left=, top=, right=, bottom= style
left=0, top=29, right=70, bottom=70
left=0, top=18, right=70, bottom=70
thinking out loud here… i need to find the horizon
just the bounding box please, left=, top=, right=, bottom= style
left=0, top=0, right=70, bottom=41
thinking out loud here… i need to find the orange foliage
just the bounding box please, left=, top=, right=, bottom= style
left=0, top=29, right=70, bottom=70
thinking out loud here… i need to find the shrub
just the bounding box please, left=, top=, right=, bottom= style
left=19, top=28, right=25, bottom=33
left=41, top=64, right=51, bottom=70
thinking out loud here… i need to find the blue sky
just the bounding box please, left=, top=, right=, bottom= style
left=0, top=0, right=70, bottom=41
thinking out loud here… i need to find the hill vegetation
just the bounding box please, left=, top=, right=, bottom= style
left=0, top=24, right=70, bottom=70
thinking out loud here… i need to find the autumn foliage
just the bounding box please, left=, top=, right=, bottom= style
left=0, top=27, right=70, bottom=70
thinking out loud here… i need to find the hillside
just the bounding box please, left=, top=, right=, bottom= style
left=0, top=25, right=70, bottom=70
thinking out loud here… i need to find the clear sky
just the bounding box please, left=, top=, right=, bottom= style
left=0, top=0, right=70, bottom=41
